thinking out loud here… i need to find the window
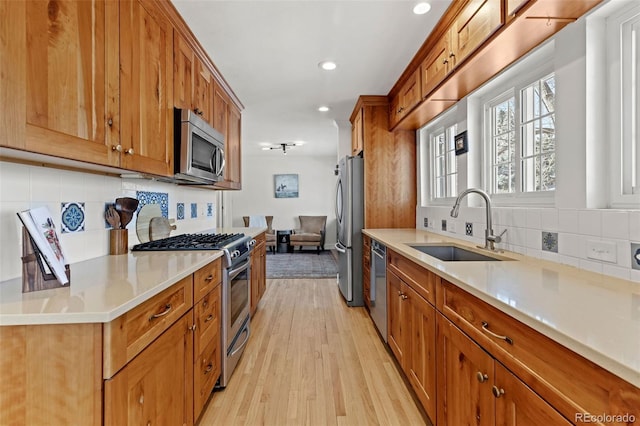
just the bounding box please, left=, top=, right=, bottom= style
left=609, top=3, right=640, bottom=207
left=431, top=124, right=458, bottom=199
left=486, top=74, right=556, bottom=197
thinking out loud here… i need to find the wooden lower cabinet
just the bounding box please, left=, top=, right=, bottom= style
left=362, top=235, right=371, bottom=308
left=386, top=269, right=437, bottom=422
left=105, top=312, right=194, bottom=426
left=250, top=233, right=267, bottom=316
left=437, top=313, right=569, bottom=426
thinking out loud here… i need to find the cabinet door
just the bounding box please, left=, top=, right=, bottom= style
left=213, top=81, right=229, bottom=136
left=451, top=0, right=503, bottom=66
left=352, top=108, right=363, bottom=155
left=400, top=69, right=421, bottom=115
left=437, top=313, right=494, bottom=426
left=0, top=0, right=119, bottom=165
left=405, top=285, right=437, bottom=421
left=224, top=104, right=242, bottom=187
left=421, top=31, right=452, bottom=97
left=105, top=313, right=194, bottom=426
left=174, top=33, right=194, bottom=112
left=120, top=0, right=173, bottom=177
left=250, top=247, right=260, bottom=316
left=387, top=271, right=406, bottom=365
left=194, top=59, right=214, bottom=125
left=494, top=364, right=571, bottom=426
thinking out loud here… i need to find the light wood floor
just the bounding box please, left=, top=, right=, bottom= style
left=197, top=278, right=427, bottom=426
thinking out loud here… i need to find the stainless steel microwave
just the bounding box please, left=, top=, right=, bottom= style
left=174, top=108, right=225, bottom=184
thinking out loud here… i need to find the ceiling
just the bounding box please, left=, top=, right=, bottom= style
left=171, top=0, right=452, bottom=157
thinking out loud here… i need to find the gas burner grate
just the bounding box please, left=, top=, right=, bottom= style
left=132, top=233, right=245, bottom=251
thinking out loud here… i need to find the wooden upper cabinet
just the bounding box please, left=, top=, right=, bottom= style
left=213, top=81, right=229, bottom=136
left=389, top=68, right=421, bottom=127
left=351, top=108, right=363, bottom=155
left=174, top=33, right=214, bottom=125
left=506, top=0, right=529, bottom=18
left=451, top=0, right=503, bottom=66
left=0, top=0, right=119, bottom=166
left=213, top=80, right=242, bottom=189
left=119, top=0, right=173, bottom=177
left=421, top=31, right=454, bottom=98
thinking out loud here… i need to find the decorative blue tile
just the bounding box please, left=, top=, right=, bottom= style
left=136, top=191, right=168, bottom=218
left=207, top=203, right=213, bottom=217
left=61, top=202, right=85, bottom=233
left=191, top=203, right=197, bottom=219
left=542, top=231, right=558, bottom=253
left=177, top=203, right=185, bottom=220
left=104, top=203, right=116, bottom=228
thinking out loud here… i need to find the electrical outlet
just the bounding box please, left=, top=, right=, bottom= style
left=423, top=217, right=429, bottom=228
left=441, top=219, right=447, bottom=231
left=448, top=221, right=457, bottom=233
left=587, top=240, right=617, bottom=263
left=631, top=243, right=640, bottom=270
left=465, top=222, right=473, bottom=236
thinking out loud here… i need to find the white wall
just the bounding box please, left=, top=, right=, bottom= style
left=0, top=161, right=221, bottom=282
left=230, top=155, right=337, bottom=247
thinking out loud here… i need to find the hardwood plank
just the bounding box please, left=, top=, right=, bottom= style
left=197, top=278, right=428, bottom=425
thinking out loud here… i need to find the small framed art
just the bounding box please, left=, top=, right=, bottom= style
left=455, top=131, right=468, bottom=155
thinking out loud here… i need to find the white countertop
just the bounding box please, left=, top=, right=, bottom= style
left=363, top=229, right=640, bottom=388
left=0, top=227, right=265, bottom=326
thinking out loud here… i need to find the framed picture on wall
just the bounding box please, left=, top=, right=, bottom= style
left=274, top=174, right=299, bottom=198
left=455, top=131, right=468, bottom=155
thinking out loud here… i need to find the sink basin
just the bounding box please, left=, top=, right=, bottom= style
left=409, top=244, right=503, bottom=262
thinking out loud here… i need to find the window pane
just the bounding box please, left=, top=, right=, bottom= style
left=495, top=135, right=510, bottom=164
left=541, top=76, right=555, bottom=114
left=494, top=101, right=513, bottom=135
left=437, top=135, right=445, bottom=155
left=541, top=153, right=556, bottom=190
left=540, top=115, right=555, bottom=153
left=436, top=156, right=445, bottom=177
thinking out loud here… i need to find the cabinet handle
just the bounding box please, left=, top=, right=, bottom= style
left=443, top=58, right=448, bottom=65
left=204, top=363, right=213, bottom=374
left=205, top=274, right=214, bottom=282
left=397, top=107, right=404, bottom=114
left=107, top=118, right=113, bottom=127
left=149, top=303, right=172, bottom=321
left=188, top=324, right=197, bottom=331
left=401, top=294, right=408, bottom=300
left=481, top=321, right=513, bottom=345
left=205, top=314, right=214, bottom=323
left=125, top=148, right=134, bottom=155
left=449, top=51, right=455, bottom=58
left=112, top=144, right=122, bottom=152
left=476, top=372, right=489, bottom=383
left=492, top=386, right=505, bottom=398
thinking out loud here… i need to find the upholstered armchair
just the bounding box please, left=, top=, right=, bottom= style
left=289, top=215, right=327, bottom=254
left=242, top=215, right=276, bottom=253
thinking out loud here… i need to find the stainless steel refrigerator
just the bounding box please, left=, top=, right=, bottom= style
left=334, top=155, right=364, bottom=306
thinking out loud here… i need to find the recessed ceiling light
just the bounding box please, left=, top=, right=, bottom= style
left=413, top=2, right=431, bottom=14
left=319, top=61, right=337, bottom=71
left=318, top=106, right=330, bottom=112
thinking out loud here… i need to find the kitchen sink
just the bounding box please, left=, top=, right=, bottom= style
left=408, top=244, right=505, bottom=262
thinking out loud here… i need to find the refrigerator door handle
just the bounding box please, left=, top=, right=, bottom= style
left=334, top=242, right=347, bottom=253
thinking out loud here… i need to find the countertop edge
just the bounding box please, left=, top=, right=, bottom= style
left=362, top=228, right=640, bottom=389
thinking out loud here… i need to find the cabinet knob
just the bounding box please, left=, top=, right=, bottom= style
left=443, top=58, right=448, bottom=65
left=188, top=323, right=197, bottom=332
left=449, top=51, right=455, bottom=58
left=476, top=372, right=489, bottom=383
left=205, top=314, right=214, bottom=323
left=204, top=363, right=213, bottom=374
left=125, top=148, right=134, bottom=155
left=205, top=274, right=214, bottom=282
left=107, top=118, right=113, bottom=127
left=492, top=386, right=505, bottom=398
left=112, top=144, right=122, bottom=152
left=401, top=294, right=408, bottom=300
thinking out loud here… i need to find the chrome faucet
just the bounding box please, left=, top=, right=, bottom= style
left=450, top=188, right=505, bottom=251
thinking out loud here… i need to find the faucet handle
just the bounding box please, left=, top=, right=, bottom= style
left=493, top=229, right=507, bottom=244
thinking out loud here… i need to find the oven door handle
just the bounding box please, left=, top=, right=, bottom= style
left=229, top=324, right=250, bottom=357
left=228, top=259, right=250, bottom=280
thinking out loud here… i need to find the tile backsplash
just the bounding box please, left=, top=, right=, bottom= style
left=0, top=161, right=219, bottom=282
left=419, top=205, right=640, bottom=283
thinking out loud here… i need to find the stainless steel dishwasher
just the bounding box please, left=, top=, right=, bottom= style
left=370, top=240, right=387, bottom=342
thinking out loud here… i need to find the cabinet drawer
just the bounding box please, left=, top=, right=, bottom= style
left=437, top=280, right=640, bottom=422
left=194, top=332, right=220, bottom=416
left=387, top=249, right=436, bottom=305
left=194, top=285, right=221, bottom=356
left=194, top=257, right=221, bottom=303
left=103, top=276, right=193, bottom=378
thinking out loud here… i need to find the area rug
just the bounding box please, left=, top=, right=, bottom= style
left=266, top=251, right=338, bottom=279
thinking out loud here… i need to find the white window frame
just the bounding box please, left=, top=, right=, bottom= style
left=608, top=2, right=640, bottom=208
left=481, top=61, right=556, bottom=206
left=419, top=108, right=459, bottom=206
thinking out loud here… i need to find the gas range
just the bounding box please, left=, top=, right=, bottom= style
left=132, top=232, right=254, bottom=268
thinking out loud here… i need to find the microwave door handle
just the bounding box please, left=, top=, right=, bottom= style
left=218, top=147, right=225, bottom=177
